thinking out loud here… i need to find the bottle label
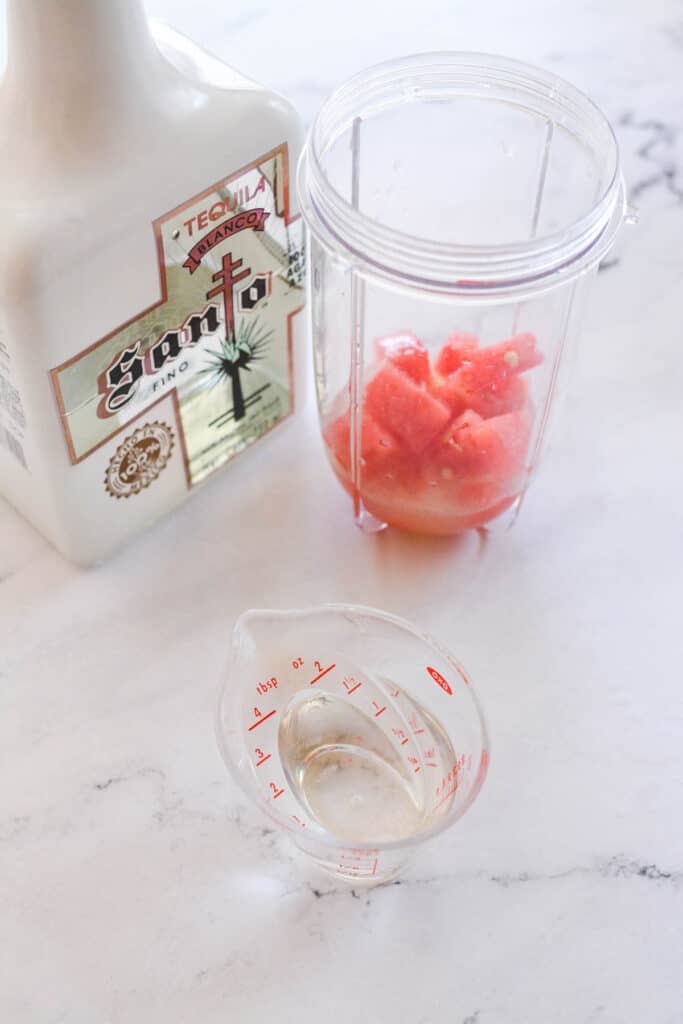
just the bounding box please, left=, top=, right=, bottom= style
left=0, top=325, right=29, bottom=472
left=50, top=144, right=304, bottom=494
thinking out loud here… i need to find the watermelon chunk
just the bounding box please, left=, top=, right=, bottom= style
left=460, top=332, right=542, bottom=390
left=437, top=408, right=531, bottom=480
left=322, top=326, right=541, bottom=536
left=326, top=410, right=402, bottom=478
left=364, top=362, right=451, bottom=455
left=432, top=373, right=468, bottom=418
left=461, top=371, right=529, bottom=419
left=434, top=410, right=486, bottom=476
left=434, top=332, right=537, bottom=418
left=375, top=331, right=430, bottom=384
left=434, top=333, right=479, bottom=377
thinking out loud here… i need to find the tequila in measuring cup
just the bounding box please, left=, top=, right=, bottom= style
left=216, top=605, right=489, bottom=884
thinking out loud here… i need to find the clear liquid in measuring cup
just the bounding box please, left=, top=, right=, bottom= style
left=278, top=681, right=458, bottom=845
left=220, top=608, right=487, bottom=884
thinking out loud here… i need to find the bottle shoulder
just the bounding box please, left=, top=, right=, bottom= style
left=0, top=22, right=303, bottom=194
left=153, top=21, right=302, bottom=136
left=152, top=21, right=262, bottom=94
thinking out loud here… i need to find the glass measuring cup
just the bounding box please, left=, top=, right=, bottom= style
left=215, top=605, right=489, bottom=884
left=298, top=53, right=630, bottom=535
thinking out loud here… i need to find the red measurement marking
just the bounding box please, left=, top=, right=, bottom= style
left=413, top=728, right=425, bottom=735
left=424, top=762, right=438, bottom=768
left=414, top=765, right=421, bottom=774
left=401, top=737, right=409, bottom=746
left=432, top=784, right=459, bottom=812
left=272, top=788, right=285, bottom=800
left=374, top=705, right=387, bottom=718
left=309, top=663, right=336, bottom=686
left=248, top=709, right=276, bottom=731
left=292, top=815, right=306, bottom=827
left=338, top=848, right=378, bottom=863
left=256, top=754, right=271, bottom=766
left=337, top=856, right=379, bottom=877
left=346, top=682, right=362, bottom=695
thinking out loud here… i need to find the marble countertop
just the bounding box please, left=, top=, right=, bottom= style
left=2, top=1, right=682, bottom=1021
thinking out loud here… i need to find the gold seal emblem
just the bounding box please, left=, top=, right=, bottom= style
left=104, top=421, right=174, bottom=499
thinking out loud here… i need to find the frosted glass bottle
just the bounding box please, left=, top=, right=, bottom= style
left=0, top=0, right=305, bottom=564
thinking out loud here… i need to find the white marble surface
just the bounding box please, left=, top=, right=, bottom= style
left=2, top=1, right=683, bottom=1021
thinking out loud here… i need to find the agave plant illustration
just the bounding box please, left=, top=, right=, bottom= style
left=201, top=317, right=273, bottom=420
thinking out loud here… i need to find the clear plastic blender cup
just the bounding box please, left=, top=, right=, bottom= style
left=298, top=52, right=629, bottom=535
left=215, top=605, right=489, bottom=884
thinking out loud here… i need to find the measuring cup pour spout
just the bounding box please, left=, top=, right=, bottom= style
left=216, top=605, right=490, bottom=885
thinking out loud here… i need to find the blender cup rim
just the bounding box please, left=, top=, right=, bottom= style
left=298, top=51, right=626, bottom=298
left=215, top=603, right=490, bottom=854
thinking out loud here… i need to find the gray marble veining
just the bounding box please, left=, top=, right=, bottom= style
left=1, top=1, right=682, bottom=1022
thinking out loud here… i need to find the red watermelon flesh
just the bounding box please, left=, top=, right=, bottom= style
left=459, top=371, right=529, bottom=419
left=433, top=410, right=486, bottom=476
left=434, top=333, right=479, bottom=377
left=326, top=409, right=402, bottom=479
left=434, top=333, right=539, bottom=419
left=437, top=407, right=531, bottom=480
left=364, top=362, right=451, bottom=455
left=375, top=332, right=430, bottom=384
left=459, top=332, right=542, bottom=390
left=322, top=327, right=543, bottom=535
left=433, top=373, right=529, bottom=419
left=432, top=373, right=469, bottom=418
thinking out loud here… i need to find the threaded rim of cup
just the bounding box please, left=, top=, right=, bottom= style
left=298, top=52, right=625, bottom=298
